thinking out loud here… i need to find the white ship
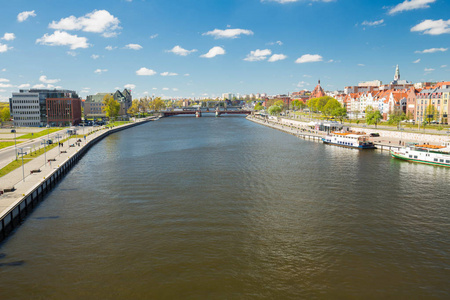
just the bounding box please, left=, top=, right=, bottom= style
left=322, top=132, right=376, bottom=149
left=391, top=142, right=450, bottom=167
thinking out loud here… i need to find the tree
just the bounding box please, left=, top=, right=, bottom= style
left=254, top=103, right=264, bottom=111
left=332, top=107, right=347, bottom=124
left=387, top=111, right=407, bottom=129
left=268, top=105, right=282, bottom=116
left=102, top=94, right=120, bottom=121
left=323, top=98, right=341, bottom=117
left=152, top=97, right=165, bottom=111
left=0, top=106, right=11, bottom=122
left=274, top=100, right=285, bottom=109
left=307, top=98, right=318, bottom=112
left=365, top=106, right=382, bottom=128
left=425, top=103, right=437, bottom=124
left=128, top=99, right=140, bottom=116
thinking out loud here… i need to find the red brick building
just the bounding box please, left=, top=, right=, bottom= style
left=310, top=80, right=326, bottom=99
left=46, top=98, right=82, bottom=126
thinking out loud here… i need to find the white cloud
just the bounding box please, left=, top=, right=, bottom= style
left=244, top=49, right=272, bottom=61
left=152, top=88, right=157, bottom=90
left=1, top=69, right=5, bottom=72
left=295, top=54, right=323, bottom=63
left=36, top=30, right=89, bottom=49
left=150, top=34, right=158, bottom=39
left=105, top=45, right=116, bottom=51
left=162, top=87, right=169, bottom=91
left=424, top=68, right=435, bottom=72
left=49, top=10, right=120, bottom=37
left=91, top=54, right=99, bottom=59
left=39, top=75, right=60, bottom=84
left=413, top=58, right=421, bottom=63
left=362, top=19, right=384, bottom=26
left=200, top=46, right=225, bottom=58
left=0, top=43, right=12, bottom=53
left=358, top=63, right=365, bottom=67
left=32, top=84, right=46, bottom=89
left=0, top=83, right=13, bottom=88
left=124, top=44, right=142, bottom=50
left=17, top=10, right=36, bottom=22
left=267, top=40, right=283, bottom=46
left=0, top=78, right=9, bottom=82
left=297, top=81, right=310, bottom=88
left=203, top=28, right=253, bottom=39
left=184, top=73, right=190, bottom=76
left=67, top=51, right=78, bottom=56
left=441, top=65, right=448, bottom=68
left=18, top=83, right=30, bottom=89
left=94, top=69, right=107, bottom=74
left=268, top=54, right=287, bottom=62
left=167, top=45, right=197, bottom=56
left=136, top=67, right=157, bottom=76
left=161, top=72, right=178, bottom=76
left=388, top=0, right=436, bottom=15
left=411, top=19, right=450, bottom=35
left=415, top=47, right=448, bottom=53
left=1, top=33, right=15, bottom=41
left=124, top=84, right=136, bottom=90
left=173, top=88, right=179, bottom=91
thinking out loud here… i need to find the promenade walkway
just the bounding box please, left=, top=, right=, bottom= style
left=0, top=118, right=154, bottom=226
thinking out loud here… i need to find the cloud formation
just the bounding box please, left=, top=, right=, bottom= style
left=124, top=84, right=136, bottom=90
left=415, top=47, right=448, bottom=53
left=200, top=46, right=225, bottom=58
left=17, top=10, right=36, bottom=22
left=49, top=10, right=120, bottom=37
left=244, top=49, right=272, bottom=61
left=295, top=54, right=323, bottom=63
left=39, top=75, right=60, bottom=84
left=0, top=43, right=11, bottom=53
left=203, top=28, right=253, bottom=39
left=94, top=69, right=107, bottom=74
left=362, top=19, right=384, bottom=26
left=411, top=19, right=450, bottom=35
left=413, top=59, right=421, bottom=63
left=136, top=67, right=157, bottom=76
left=36, top=30, right=90, bottom=49
left=388, top=0, right=436, bottom=15
left=1, top=33, right=16, bottom=41
left=161, top=72, right=178, bottom=76
left=167, top=45, right=197, bottom=56
left=124, top=44, right=142, bottom=50
left=268, top=54, right=287, bottom=62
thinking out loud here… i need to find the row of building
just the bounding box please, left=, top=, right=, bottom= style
left=9, top=89, right=132, bottom=127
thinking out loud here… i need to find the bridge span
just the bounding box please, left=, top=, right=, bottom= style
left=161, top=109, right=252, bottom=117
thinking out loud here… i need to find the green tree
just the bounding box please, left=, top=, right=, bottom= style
left=307, top=98, right=318, bottom=112
left=268, top=105, right=282, bottom=116
left=254, top=103, right=264, bottom=111
left=388, top=111, right=407, bottom=129
left=274, top=100, right=285, bottom=109
left=102, top=94, right=120, bottom=121
left=332, top=107, right=347, bottom=124
left=323, top=98, right=341, bottom=117
left=425, top=103, right=437, bottom=124
left=365, top=106, right=382, bottom=128
left=128, top=99, right=140, bottom=116
left=0, top=106, right=11, bottom=122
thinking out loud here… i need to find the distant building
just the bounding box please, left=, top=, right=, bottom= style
left=10, top=89, right=81, bottom=127
left=85, top=89, right=132, bottom=118
left=310, top=80, right=326, bottom=99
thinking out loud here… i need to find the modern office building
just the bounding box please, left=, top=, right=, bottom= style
left=84, top=89, right=132, bottom=118
left=10, top=89, right=81, bottom=127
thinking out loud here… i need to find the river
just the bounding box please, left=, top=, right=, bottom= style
left=0, top=116, right=449, bottom=299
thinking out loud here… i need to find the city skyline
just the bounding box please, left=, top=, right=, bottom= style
left=0, top=0, right=449, bottom=100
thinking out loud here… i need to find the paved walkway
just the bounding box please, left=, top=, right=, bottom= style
left=0, top=118, right=153, bottom=221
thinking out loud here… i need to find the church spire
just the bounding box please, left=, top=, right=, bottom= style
left=394, top=64, right=400, bottom=81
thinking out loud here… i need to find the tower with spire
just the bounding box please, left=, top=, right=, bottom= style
left=394, top=64, right=400, bottom=82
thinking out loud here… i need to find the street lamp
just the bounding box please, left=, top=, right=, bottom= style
left=17, top=147, right=28, bottom=182
left=13, top=119, right=17, bottom=160
left=55, top=133, right=62, bottom=155
left=40, top=138, right=47, bottom=166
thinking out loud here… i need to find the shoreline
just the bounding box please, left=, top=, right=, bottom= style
left=0, top=117, right=156, bottom=242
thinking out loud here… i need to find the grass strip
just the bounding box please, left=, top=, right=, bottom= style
left=18, top=128, right=66, bottom=139
left=0, top=159, right=33, bottom=178
left=0, top=141, right=24, bottom=150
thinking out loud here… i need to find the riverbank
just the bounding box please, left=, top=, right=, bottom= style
left=247, top=115, right=448, bottom=151
left=0, top=117, right=156, bottom=242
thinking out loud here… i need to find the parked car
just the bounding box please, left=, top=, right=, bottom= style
left=369, top=133, right=380, bottom=137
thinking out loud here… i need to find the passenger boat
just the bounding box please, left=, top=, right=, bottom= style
left=390, top=142, right=450, bottom=167
left=322, top=132, right=376, bottom=149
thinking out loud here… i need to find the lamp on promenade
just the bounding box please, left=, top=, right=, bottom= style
left=17, top=147, right=28, bottom=182
left=40, top=138, right=47, bottom=166
left=13, top=119, right=17, bottom=160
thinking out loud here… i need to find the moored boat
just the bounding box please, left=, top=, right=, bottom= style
left=322, top=132, right=376, bottom=149
left=390, top=142, right=450, bottom=167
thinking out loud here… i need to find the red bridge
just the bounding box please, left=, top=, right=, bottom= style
left=161, top=110, right=252, bottom=117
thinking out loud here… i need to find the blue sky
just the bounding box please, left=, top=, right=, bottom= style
left=0, top=0, right=449, bottom=101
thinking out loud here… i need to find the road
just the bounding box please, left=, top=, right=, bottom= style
left=0, top=126, right=96, bottom=169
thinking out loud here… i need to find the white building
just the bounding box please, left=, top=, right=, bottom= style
left=10, top=91, right=41, bottom=127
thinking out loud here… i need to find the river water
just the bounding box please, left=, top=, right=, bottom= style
left=0, top=116, right=449, bottom=299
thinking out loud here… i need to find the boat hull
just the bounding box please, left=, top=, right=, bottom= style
left=322, top=139, right=376, bottom=150
left=390, top=150, right=450, bottom=168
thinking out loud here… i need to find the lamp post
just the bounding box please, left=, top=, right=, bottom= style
left=55, top=133, right=62, bottom=155
left=41, top=138, right=47, bottom=166
left=17, top=147, right=28, bottom=182
left=13, top=119, right=17, bottom=160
